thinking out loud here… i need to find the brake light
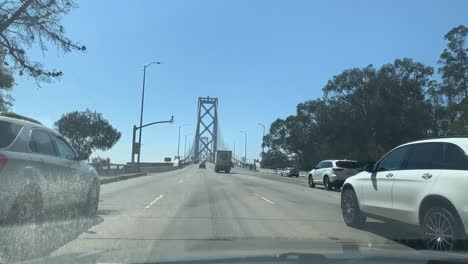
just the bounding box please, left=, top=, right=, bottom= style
left=332, top=167, right=344, bottom=171
left=0, top=154, right=8, bottom=173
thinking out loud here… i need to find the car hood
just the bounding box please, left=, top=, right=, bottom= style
left=19, top=248, right=468, bottom=264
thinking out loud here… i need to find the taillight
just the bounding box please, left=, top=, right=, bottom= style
left=332, top=167, right=344, bottom=172
left=0, top=154, right=8, bottom=172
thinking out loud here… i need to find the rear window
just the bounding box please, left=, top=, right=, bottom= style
left=0, top=121, right=22, bottom=148
left=335, top=161, right=361, bottom=169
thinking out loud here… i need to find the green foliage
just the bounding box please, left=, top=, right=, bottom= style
left=265, top=59, right=435, bottom=169
left=261, top=149, right=293, bottom=169
left=0, top=0, right=85, bottom=83
left=55, top=109, right=121, bottom=157
left=436, top=25, right=468, bottom=135
left=91, top=156, right=111, bottom=169
left=91, top=156, right=111, bottom=165
left=263, top=26, right=468, bottom=169
left=0, top=55, right=14, bottom=111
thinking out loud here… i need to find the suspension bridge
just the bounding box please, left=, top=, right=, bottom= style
left=179, top=96, right=246, bottom=166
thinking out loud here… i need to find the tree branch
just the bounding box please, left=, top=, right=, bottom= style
left=0, top=0, right=35, bottom=34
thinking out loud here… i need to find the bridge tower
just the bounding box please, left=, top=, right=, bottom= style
left=194, top=97, right=218, bottom=162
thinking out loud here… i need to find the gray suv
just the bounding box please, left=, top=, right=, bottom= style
left=0, top=113, right=100, bottom=224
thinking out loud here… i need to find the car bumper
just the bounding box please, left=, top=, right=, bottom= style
left=328, top=175, right=345, bottom=186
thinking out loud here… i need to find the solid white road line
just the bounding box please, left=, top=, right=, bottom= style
left=178, top=179, right=184, bottom=184
left=254, top=193, right=275, bottom=204
left=144, top=194, right=164, bottom=209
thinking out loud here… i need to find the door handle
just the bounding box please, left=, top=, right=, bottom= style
left=421, top=173, right=433, bottom=179
left=386, top=173, right=394, bottom=178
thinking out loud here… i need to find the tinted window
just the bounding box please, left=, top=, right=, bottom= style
left=323, top=161, right=333, bottom=168
left=54, top=136, right=76, bottom=160
left=0, top=121, right=22, bottom=148
left=404, top=143, right=444, bottom=170
left=29, top=130, right=57, bottom=156
left=335, top=161, right=361, bottom=169
left=377, top=146, right=409, bottom=171
left=443, top=143, right=468, bottom=170
left=315, top=162, right=322, bottom=169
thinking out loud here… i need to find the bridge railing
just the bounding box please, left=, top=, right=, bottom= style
left=89, top=163, right=138, bottom=176
left=90, top=162, right=180, bottom=176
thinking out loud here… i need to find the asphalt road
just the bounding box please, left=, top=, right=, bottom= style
left=3, top=164, right=463, bottom=263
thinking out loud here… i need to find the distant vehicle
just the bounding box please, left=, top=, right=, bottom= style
left=280, top=167, right=299, bottom=177
left=341, top=138, right=468, bottom=251
left=0, top=113, right=100, bottom=224
left=199, top=161, right=206, bottom=168
left=215, top=150, right=232, bottom=173
left=308, top=160, right=361, bottom=190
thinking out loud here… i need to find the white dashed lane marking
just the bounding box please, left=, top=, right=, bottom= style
left=254, top=193, right=274, bottom=204
left=144, top=195, right=164, bottom=209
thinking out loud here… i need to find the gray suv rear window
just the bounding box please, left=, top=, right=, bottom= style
left=29, top=130, right=57, bottom=156
left=0, top=121, right=22, bottom=148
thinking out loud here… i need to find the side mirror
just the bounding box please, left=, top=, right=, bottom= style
left=314, top=167, right=319, bottom=170
left=364, top=164, right=374, bottom=173
left=75, top=152, right=89, bottom=161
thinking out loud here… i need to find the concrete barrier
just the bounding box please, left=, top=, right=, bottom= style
left=98, top=164, right=187, bottom=185
left=257, top=168, right=308, bottom=177
left=139, top=166, right=179, bottom=174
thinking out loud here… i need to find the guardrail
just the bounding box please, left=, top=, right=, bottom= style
left=257, top=167, right=309, bottom=177
left=90, top=163, right=181, bottom=176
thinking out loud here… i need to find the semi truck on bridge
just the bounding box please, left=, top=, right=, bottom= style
left=215, top=150, right=232, bottom=173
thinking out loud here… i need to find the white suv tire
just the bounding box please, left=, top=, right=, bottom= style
left=341, top=187, right=366, bottom=228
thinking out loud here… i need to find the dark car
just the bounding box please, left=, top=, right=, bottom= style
left=280, top=167, right=299, bottom=177
left=199, top=161, right=206, bottom=168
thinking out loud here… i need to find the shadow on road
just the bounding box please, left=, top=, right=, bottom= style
left=313, top=186, right=341, bottom=193
left=363, top=221, right=468, bottom=251
left=360, top=222, right=425, bottom=250
left=0, top=212, right=103, bottom=262
left=97, top=209, right=119, bottom=216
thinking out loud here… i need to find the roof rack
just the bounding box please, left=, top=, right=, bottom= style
left=0, top=112, right=43, bottom=125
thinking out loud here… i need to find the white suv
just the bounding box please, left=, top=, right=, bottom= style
left=308, top=160, right=362, bottom=190
left=0, top=113, right=100, bottom=224
left=341, top=138, right=468, bottom=251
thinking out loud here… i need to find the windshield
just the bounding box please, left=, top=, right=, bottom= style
left=335, top=161, right=361, bottom=169
left=1, top=0, right=468, bottom=263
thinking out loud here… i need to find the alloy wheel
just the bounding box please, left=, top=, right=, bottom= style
left=424, top=210, right=455, bottom=251
left=342, top=189, right=355, bottom=225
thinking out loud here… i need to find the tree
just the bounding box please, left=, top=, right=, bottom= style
left=264, top=58, right=435, bottom=169
left=91, top=156, right=111, bottom=169
left=0, top=0, right=86, bottom=83
left=261, top=149, right=293, bottom=169
left=91, top=156, right=111, bottom=165
left=0, top=50, right=14, bottom=111
left=55, top=109, right=121, bottom=158
left=437, top=25, right=468, bottom=135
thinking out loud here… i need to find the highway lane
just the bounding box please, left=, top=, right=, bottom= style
left=4, top=164, right=452, bottom=262
left=31, top=163, right=431, bottom=262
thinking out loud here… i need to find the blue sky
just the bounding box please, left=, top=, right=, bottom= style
left=11, top=0, right=468, bottom=163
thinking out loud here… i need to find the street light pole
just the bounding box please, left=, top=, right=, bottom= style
left=184, top=135, right=187, bottom=158
left=177, top=124, right=190, bottom=160
left=137, top=61, right=161, bottom=164
left=184, top=133, right=192, bottom=158
left=257, top=123, right=265, bottom=155
left=132, top=116, right=174, bottom=167
left=240, top=130, right=247, bottom=163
